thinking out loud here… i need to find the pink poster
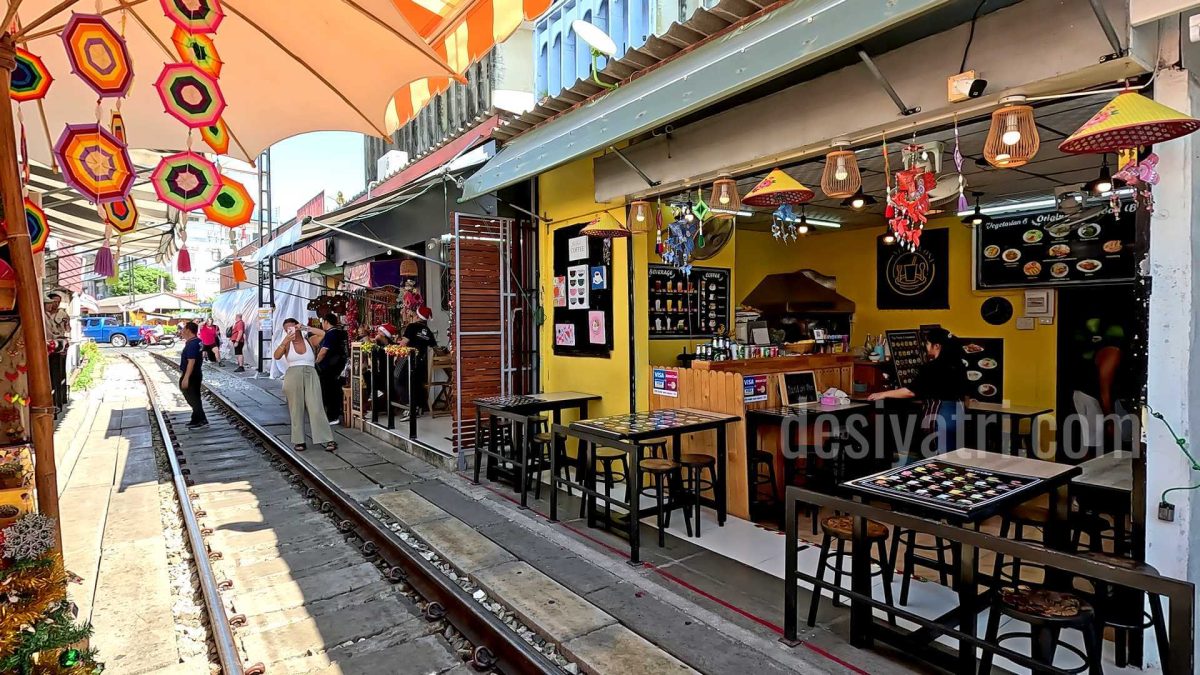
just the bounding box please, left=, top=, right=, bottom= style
left=588, top=310, right=605, bottom=344
left=555, top=323, right=575, bottom=346
left=552, top=276, right=566, bottom=307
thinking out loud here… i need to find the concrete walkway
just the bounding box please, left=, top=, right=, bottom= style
left=55, top=358, right=207, bottom=675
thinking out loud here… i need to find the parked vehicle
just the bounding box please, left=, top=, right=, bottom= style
left=81, top=316, right=143, bottom=347
left=137, top=326, right=175, bottom=348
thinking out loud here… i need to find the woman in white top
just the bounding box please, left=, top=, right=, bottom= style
left=273, top=318, right=336, bottom=452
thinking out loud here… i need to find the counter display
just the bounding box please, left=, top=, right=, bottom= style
left=976, top=201, right=1137, bottom=289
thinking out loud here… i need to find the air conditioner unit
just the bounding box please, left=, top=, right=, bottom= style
left=377, top=150, right=409, bottom=180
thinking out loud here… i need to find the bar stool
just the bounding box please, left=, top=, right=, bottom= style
left=592, top=447, right=629, bottom=525
left=680, top=453, right=715, bottom=537
left=750, top=450, right=779, bottom=505
left=991, top=501, right=1050, bottom=586
left=979, top=587, right=1102, bottom=675
left=806, top=515, right=894, bottom=627
left=640, top=458, right=691, bottom=546
left=1079, top=551, right=1170, bottom=669
left=891, top=527, right=956, bottom=606
left=638, top=440, right=669, bottom=460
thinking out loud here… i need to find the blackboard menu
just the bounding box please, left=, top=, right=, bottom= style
left=780, top=371, right=818, bottom=405
left=976, top=201, right=1137, bottom=289
left=885, top=329, right=925, bottom=388
left=960, top=337, right=1004, bottom=403
left=648, top=264, right=730, bottom=339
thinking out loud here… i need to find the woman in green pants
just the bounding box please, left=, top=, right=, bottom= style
left=273, top=318, right=337, bottom=452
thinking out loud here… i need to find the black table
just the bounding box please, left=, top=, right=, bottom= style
left=745, top=401, right=875, bottom=518
left=472, top=392, right=599, bottom=508
left=965, top=402, right=1054, bottom=456
left=840, top=449, right=1082, bottom=673
left=551, top=408, right=739, bottom=564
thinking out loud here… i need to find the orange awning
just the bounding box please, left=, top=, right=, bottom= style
left=386, top=0, right=551, bottom=133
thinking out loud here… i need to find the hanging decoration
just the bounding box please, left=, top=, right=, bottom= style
left=155, top=63, right=226, bottom=128
left=93, top=228, right=115, bottom=278
left=161, top=0, right=225, bottom=33
left=52, top=123, right=135, bottom=204
left=1060, top=91, right=1200, bottom=154
left=202, top=175, right=253, bottom=227
left=579, top=212, right=630, bottom=238
left=820, top=144, right=861, bottom=199
left=61, top=13, right=134, bottom=98
left=10, top=48, right=53, bottom=102
left=953, top=116, right=968, bottom=213
left=177, top=228, right=192, bottom=273
left=661, top=210, right=700, bottom=275
left=171, top=26, right=223, bottom=76
left=23, top=199, right=50, bottom=255
left=741, top=169, right=814, bottom=206
left=200, top=118, right=231, bottom=155
left=654, top=199, right=664, bottom=255
left=103, top=112, right=139, bottom=233
left=771, top=204, right=799, bottom=242
left=693, top=189, right=710, bottom=247
left=983, top=96, right=1039, bottom=167
left=231, top=259, right=247, bottom=284
left=1114, top=152, right=1161, bottom=213
left=886, top=145, right=937, bottom=250
left=151, top=152, right=221, bottom=211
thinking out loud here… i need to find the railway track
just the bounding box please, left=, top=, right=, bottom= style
left=128, top=353, right=561, bottom=675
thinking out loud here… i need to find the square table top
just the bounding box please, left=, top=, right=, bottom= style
left=939, top=448, right=1080, bottom=481
left=569, top=408, right=739, bottom=441
left=749, top=401, right=873, bottom=419
left=965, top=402, right=1054, bottom=418
left=1072, top=452, right=1133, bottom=494
left=474, top=391, right=600, bottom=411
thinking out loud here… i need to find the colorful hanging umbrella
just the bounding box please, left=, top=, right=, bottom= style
left=11, top=48, right=53, bottom=102
left=155, top=63, right=226, bottom=129
left=203, top=175, right=254, bottom=227
left=1059, top=91, right=1200, bottom=154
left=161, top=0, right=225, bottom=34
left=104, top=112, right=139, bottom=233
left=61, top=13, right=134, bottom=99
left=200, top=118, right=231, bottom=155
left=151, top=152, right=221, bottom=211
left=742, top=169, right=815, bottom=206
left=172, top=27, right=223, bottom=77
left=52, top=123, right=136, bottom=204
left=24, top=199, right=49, bottom=254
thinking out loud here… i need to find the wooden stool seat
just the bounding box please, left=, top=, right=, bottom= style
left=533, top=432, right=553, bottom=445
left=821, top=515, right=889, bottom=540
left=981, top=586, right=1101, bottom=674
left=1079, top=553, right=1171, bottom=668
left=679, top=453, right=715, bottom=467
left=999, top=587, right=1089, bottom=620
left=640, top=458, right=679, bottom=473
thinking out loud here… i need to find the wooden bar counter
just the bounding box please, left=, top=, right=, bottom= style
left=689, top=353, right=854, bottom=391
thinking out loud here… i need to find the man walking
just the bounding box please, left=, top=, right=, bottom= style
left=311, top=313, right=348, bottom=425
left=43, top=292, right=70, bottom=411
left=231, top=313, right=247, bottom=372
left=179, top=321, right=208, bottom=428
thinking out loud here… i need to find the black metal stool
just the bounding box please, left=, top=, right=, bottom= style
left=979, top=587, right=1102, bottom=675
left=992, top=502, right=1050, bottom=586
left=750, top=449, right=779, bottom=504
left=807, top=515, right=894, bottom=627
left=891, top=527, right=956, bottom=606
left=680, top=453, right=715, bottom=538
left=641, top=458, right=690, bottom=546
left=638, top=440, right=669, bottom=460
left=592, top=447, right=628, bottom=525
left=1080, top=552, right=1170, bottom=669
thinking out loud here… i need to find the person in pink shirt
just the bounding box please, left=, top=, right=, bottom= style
left=198, top=318, right=222, bottom=366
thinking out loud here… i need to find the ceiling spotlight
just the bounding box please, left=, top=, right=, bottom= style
left=841, top=187, right=876, bottom=210
left=961, top=192, right=992, bottom=227
left=1083, top=155, right=1118, bottom=195
left=883, top=232, right=896, bottom=244
left=797, top=206, right=810, bottom=235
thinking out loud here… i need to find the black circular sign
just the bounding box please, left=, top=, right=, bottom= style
left=885, top=247, right=937, bottom=297
left=981, top=297, right=1014, bottom=325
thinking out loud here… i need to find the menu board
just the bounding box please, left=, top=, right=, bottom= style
left=976, top=201, right=1137, bottom=289
left=885, top=329, right=925, bottom=388
left=648, top=264, right=730, bottom=339
left=779, top=371, right=817, bottom=405
left=960, top=337, right=1004, bottom=403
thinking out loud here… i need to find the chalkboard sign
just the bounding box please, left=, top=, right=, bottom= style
left=779, top=371, right=817, bottom=406
left=648, top=264, right=731, bottom=339
left=975, top=201, right=1137, bottom=289
left=960, top=337, right=1004, bottom=403
left=886, top=329, right=925, bottom=388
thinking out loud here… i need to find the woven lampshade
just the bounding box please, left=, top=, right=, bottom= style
left=984, top=98, right=1040, bottom=168
left=742, top=169, right=814, bottom=206
left=581, top=212, right=630, bottom=238
left=1060, top=91, right=1200, bottom=154
left=820, top=147, right=861, bottom=198
left=628, top=201, right=654, bottom=233
left=709, top=176, right=741, bottom=211
left=399, top=259, right=419, bottom=277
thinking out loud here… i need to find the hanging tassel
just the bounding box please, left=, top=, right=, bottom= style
left=231, top=259, right=247, bottom=283
left=93, top=242, right=114, bottom=278
left=177, top=246, right=191, bottom=273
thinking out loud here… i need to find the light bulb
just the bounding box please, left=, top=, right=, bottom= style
left=883, top=233, right=895, bottom=244
left=1001, top=115, right=1021, bottom=146
left=851, top=197, right=865, bottom=209
left=718, top=185, right=731, bottom=205
left=994, top=153, right=1011, bottom=164
left=685, top=212, right=695, bottom=222
left=971, top=215, right=984, bottom=226
left=636, top=210, right=646, bottom=223
left=1095, top=180, right=1113, bottom=194
left=834, top=157, right=848, bottom=181
left=798, top=223, right=809, bottom=235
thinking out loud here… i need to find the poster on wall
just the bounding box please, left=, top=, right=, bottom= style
left=652, top=367, right=679, bottom=398
left=553, top=223, right=614, bottom=357
left=877, top=229, right=949, bottom=310
left=960, top=337, right=1004, bottom=403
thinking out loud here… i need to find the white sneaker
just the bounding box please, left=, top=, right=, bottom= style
left=329, top=418, right=341, bottom=426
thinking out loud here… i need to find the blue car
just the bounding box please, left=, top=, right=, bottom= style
left=81, top=316, right=143, bottom=347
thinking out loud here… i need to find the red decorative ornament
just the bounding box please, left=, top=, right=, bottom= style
left=886, top=156, right=937, bottom=250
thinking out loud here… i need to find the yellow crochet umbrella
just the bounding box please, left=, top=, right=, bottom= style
left=1059, top=91, right=1200, bottom=154
left=742, top=169, right=815, bottom=206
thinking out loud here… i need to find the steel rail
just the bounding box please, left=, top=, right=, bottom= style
left=126, top=355, right=246, bottom=675
left=145, top=351, right=561, bottom=675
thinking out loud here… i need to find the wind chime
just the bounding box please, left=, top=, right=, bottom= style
left=660, top=194, right=701, bottom=275
left=741, top=168, right=815, bottom=244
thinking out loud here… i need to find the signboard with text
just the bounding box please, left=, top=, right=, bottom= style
left=652, top=367, right=679, bottom=398
left=743, top=374, right=768, bottom=403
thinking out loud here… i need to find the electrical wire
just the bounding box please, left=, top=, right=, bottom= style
left=959, top=0, right=989, bottom=74
left=1147, top=404, right=1200, bottom=505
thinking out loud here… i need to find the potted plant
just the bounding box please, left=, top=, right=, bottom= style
left=0, top=461, right=25, bottom=489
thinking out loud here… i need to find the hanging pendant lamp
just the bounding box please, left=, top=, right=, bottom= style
left=628, top=200, right=653, bottom=233
left=742, top=169, right=814, bottom=207
left=1060, top=91, right=1200, bottom=154
left=961, top=192, right=992, bottom=227
left=708, top=176, right=741, bottom=211
left=820, top=142, right=861, bottom=198
left=984, top=96, right=1039, bottom=168
left=840, top=187, right=877, bottom=210
left=581, top=212, right=631, bottom=238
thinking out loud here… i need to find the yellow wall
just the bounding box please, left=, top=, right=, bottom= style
left=735, top=219, right=1058, bottom=412
left=538, top=156, right=648, bottom=417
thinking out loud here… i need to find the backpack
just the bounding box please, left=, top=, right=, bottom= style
left=225, top=326, right=233, bottom=338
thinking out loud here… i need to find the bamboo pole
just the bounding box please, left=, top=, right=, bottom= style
left=0, top=33, right=63, bottom=559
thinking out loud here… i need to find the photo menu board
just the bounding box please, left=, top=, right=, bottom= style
left=959, top=337, right=1004, bottom=403
left=976, top=201, right=1137, bottom=289
left=648, top=264, right=730, bottom=339
left=885, top=329, right=925, bottom=388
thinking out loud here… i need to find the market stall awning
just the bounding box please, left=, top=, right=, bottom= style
left=385, top=0, right=552, bottom=133
left=461, top=0, right=949, bottom=201
left=95, top=291, right=201, bottom=313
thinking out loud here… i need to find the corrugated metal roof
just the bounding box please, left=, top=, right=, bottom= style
left=492, top=0, right=776, bottom=143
